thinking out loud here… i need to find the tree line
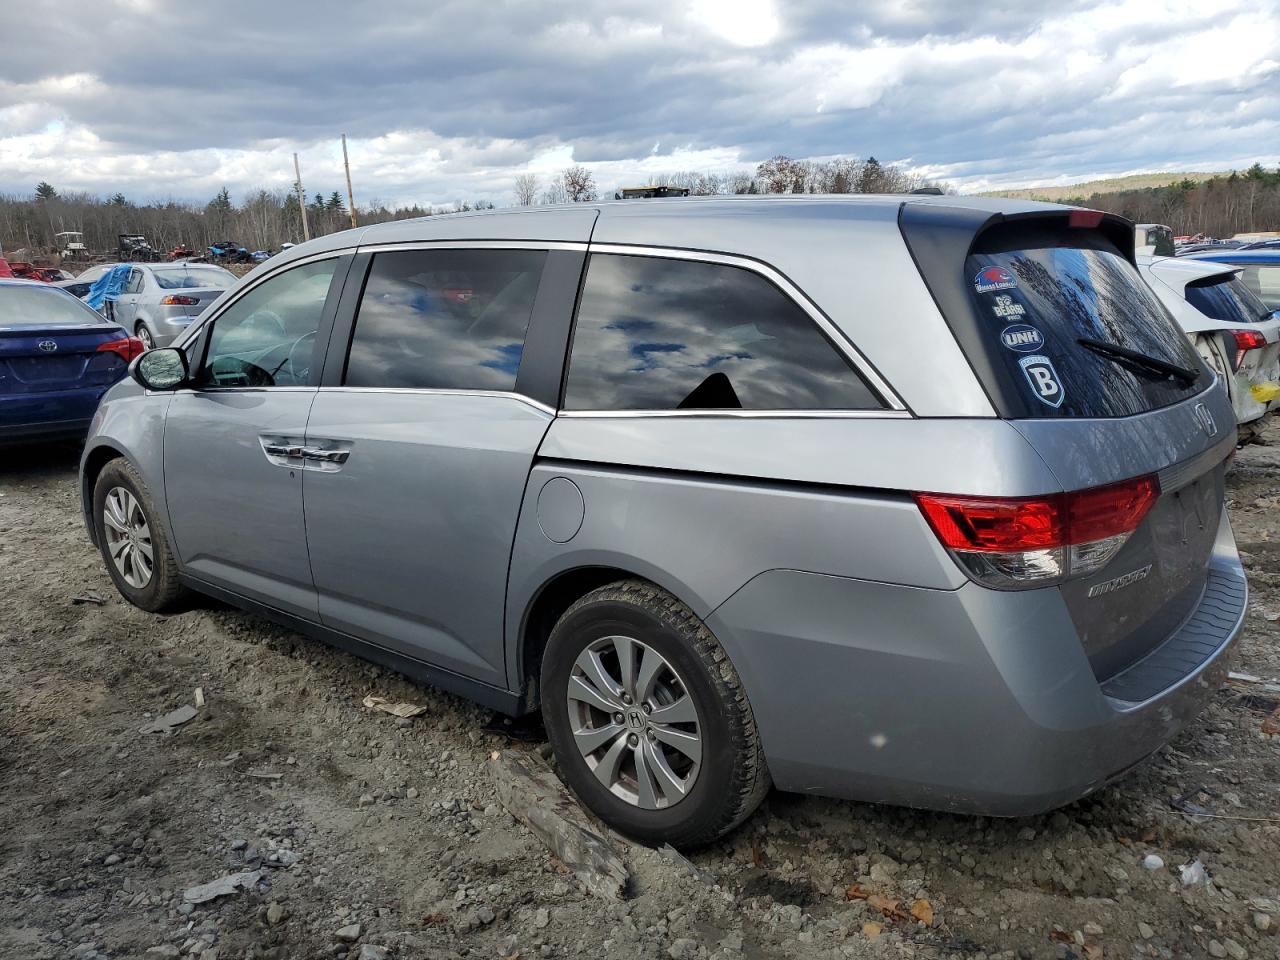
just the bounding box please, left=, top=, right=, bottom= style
left=1046, top=164, right=1280, bottom=237
left=0, top=153, right=937, bottom=260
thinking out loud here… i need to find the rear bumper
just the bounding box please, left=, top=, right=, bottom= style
left=0, top=389, right=104, bottom=441
left=707, top=515, right=1246, bottom=816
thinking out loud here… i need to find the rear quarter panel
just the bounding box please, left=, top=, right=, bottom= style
left=506, top=415, right=1063, bottom=691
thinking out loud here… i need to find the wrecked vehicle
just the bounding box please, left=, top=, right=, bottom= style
left=1140, top=255, right=1280, bottom=445
left=80, top=196, right=1245, bottom=846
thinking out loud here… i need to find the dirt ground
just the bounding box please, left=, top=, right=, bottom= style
left=2, top=429, right=1279, bottom=960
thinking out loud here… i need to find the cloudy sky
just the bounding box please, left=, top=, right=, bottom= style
left=1, top=0, right=1277, bottom=207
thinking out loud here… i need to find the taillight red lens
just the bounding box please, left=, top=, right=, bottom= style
left=1232, top=329, right=1266, bottom=351
left=160, top=294, right=199, bottom=305
left=1066, top=476, right=1159, bottom=543
left=915, top=474, right=1159, bottom=553
left=914, top=493, right=1063, bottom=552
left=97, top=336, right=146, bottom=362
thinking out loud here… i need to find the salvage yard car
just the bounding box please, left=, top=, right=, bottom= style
left=1, top=279, right=143, bottom=442
left=80, top=196, right=1247, bottom=846
left=1139, top=255, right=1280, bottom=444
left=109, top=262, right=237, bottom=348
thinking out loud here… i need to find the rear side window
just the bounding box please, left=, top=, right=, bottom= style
left=961, top=236, right=1206, bottom=418
left=345, top=248, right=546, bottom=391
left=1185, top=274, right=1273, bottom=326
left=563, top=254, right=881, bottom=411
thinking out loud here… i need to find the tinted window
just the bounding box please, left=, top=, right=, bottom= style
left=1185, top=274, right=1272, bottom=326
left=564, top=254, right=880, bottom=411
left=963, top=243, right=1205, bottom=418
left=125, top=270, right=144, bottom=294
left=344, top=249, right=546, bottom=391
left=198, top=259, right=337, bottom=388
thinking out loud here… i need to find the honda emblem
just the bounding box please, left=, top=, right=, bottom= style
left=1193, top=402, right=1216, bottom=437
left=38, top=340, right=57, bottom=353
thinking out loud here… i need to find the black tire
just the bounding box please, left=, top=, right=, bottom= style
left=92, top=458, right=188, bottom=612
left=135, top=323, right=155, bottom=350
left=541, top=579, right=770, bottom=848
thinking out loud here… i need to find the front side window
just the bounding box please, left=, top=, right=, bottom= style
left=198, top=259, right=338, bottom=388
left=344, top=248, right=546, bottom=391
left=563, top=254, right=881, bottom=411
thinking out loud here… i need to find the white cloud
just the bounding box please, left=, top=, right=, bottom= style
left=0, top=0, right=1274, bottom=205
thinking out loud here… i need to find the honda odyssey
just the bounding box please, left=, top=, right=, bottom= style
left=80, top=196, right=1246, bottom=846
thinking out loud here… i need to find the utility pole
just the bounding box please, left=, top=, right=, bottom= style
left=342, top=134, right=358, bottom=229
left=293, top=152, right=311, bottom=242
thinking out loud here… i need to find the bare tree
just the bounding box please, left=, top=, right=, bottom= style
left=562, top=165, right=598, bottom=203
left=513, top=173, right=539, bottom=207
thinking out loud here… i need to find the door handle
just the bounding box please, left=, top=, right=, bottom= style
left=300, top=446, right=350, bottom=464
left=262, top=442, right=303, bottom=458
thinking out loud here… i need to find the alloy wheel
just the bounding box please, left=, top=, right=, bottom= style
left=566, top=634, right=702, bottom=809
left=136, top=325, right=154, bottom=350
left=102, top=486, right=154, bottom=588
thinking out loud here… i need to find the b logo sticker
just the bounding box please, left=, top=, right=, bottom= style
left=1018, top=354, right=1064, bottom=408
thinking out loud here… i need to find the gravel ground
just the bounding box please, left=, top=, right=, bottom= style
left=2, top=430, right=1279, bottom=960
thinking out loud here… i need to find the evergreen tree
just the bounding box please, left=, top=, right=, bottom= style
left=34, top=181, right=57, bottom=200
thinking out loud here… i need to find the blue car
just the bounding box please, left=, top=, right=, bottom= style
left=1185, top=249, right=1280, bottom=312
left=0, top=279, right=144, bottom=443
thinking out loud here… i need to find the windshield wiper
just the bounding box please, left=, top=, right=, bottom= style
left=1077, top=337, right=1199, bottom=387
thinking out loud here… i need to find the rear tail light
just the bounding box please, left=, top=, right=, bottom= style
left=160, top=295, right=199, bottom=306
left=1230, top=329, right=1267, bottom=371
left=97, top=336, right=146, bottom=362
left=915, top=474, right=1159, bottom=590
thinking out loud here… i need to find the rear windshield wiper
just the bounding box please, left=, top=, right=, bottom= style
left=1077, top=337, right=1199, bottom=387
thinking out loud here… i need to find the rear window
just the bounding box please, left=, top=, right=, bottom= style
left=0, top=286, right=104, bottom=327
left=151, top=266, right=236, bottom=290
left=1185, top=274, right=1272, bottom=326
left=961, top=234, right=1206, bottom=418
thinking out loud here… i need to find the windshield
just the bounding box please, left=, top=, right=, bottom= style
left=963, top=241, right=1207, bottom=418
left=1185, top=274, right=1273, bottom=326
left=0, top=285, right=107, bottom=327
left=151, top=266, right=235, bottom=290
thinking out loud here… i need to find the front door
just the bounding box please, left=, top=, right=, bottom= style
left=163, top=256, right=346, bottom=618
left=303, top=245, right=580, bottom=687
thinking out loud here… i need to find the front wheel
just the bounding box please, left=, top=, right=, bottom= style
left=541, top=579, right=770, bottom=848
left=93, top=459, right=188, bottom=612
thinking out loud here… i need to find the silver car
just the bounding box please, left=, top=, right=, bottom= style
left=80, top=197, right=1246, bottom=846
left=109, top=262, right=237, bottom=348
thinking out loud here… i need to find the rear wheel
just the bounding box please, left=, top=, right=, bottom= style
left=541, top=579, right=770, bottom=847
left=93, top=459, right=187, bottom=612
left=135, top=323, right=155, bottom=350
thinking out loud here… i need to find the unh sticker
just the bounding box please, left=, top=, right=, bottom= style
left=974, top=265, right=1017, bottom=293
left=991, top=294, right=1025, bottom=320
left=1000, top=324, right=1043, bottom=352
left=1019, top=354, right=1064, bottom=408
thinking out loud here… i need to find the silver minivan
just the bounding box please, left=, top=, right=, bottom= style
left=80, top=196, right=1246, bottom=846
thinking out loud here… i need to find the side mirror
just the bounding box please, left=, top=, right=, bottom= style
left=132, top=347, right=189, bottom=391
